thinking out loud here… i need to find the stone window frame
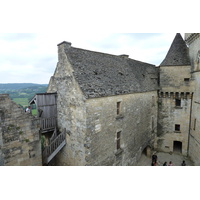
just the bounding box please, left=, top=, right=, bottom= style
left=175, top=98, right=182, bottom=108
left=194, top=119, right=197, bottom=130
left=116, top=131, right=121, bottom=150
left=174, top=124, right=181, bottom=133
left=184, top=78, right=190, bottom=82
left=116, top=101, right=124, bottom=120
left=115, top=130, right=123, bottom=155
left=152, top=96, right=155, bottom=107
left=184, top=78, right=190, bottom=85
left=117, top=101, right=121, bottom=115
left=152, top=116, right=154, bottom=132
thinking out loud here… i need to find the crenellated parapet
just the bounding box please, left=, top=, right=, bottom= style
left=158, top=91, right=193, bottom=99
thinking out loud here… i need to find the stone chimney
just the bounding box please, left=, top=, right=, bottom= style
left=57, top=41, right=72, bottom=61
left=119, top=54, right=129, bottom=58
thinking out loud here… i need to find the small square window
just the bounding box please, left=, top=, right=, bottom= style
left=175, top=99, right=181, bottom=107
left=175, top=124, right=180, bottom=131
left=184, top=78, right=190, bottom=82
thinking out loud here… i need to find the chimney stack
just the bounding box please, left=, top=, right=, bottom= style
left=57, top=41, right=72, bottom=61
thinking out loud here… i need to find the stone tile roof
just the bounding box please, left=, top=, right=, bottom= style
left=160, top=33, right=191, bottom=66
left=65, top=47, right=158, bottom=98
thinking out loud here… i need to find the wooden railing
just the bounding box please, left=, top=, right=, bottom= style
left=42, top=129, right=66, bottom=165
left=40, top=117, right=57, bottom=132
left=50, top=127, right=57, bottom=144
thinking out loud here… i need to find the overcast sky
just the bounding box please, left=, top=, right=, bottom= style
left=0, top=33, right=184, bottom=84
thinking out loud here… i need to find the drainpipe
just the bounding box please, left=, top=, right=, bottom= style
left=187, top=92, right=193, bottom=156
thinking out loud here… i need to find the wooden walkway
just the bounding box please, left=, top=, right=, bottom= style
left=42, top=129, right=66, bottom=165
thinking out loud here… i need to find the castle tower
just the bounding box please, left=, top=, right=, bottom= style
left=185, top=33, right=200, bottom=165
left=157, top=33, right=193, bottom=156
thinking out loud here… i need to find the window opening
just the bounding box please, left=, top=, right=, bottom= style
left=116, top=131, right=121, bottom=150
left=152, top=96, right=155, bottom=106
left=184, top=78, right=190, bottom=82
left=175, top=99, right=181, bottom=107
left=175, top=124, right=180, bottom=132
left=117, top=102, right=121, bottom=115
left=194, top=119, right=196, bottom=130
left=152, top=117, right=154, bottom=131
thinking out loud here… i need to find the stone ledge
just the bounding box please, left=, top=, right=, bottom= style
left=116, top=115, right=124, bottom=120
left=174, top=131, right=181, bottom=133
left=174, top=106, right=183, bottom=109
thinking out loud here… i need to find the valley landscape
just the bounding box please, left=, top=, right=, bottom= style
left=0, top=83, right=48, bottom=113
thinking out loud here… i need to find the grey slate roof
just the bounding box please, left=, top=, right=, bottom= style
left=160, top=33, right=191, bottom=66
left=66, top=47, right=158, bottom=98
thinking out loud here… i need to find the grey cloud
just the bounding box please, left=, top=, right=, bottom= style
left=0, top=33, right=37, bottom=42
left=33, top=56, right=57, bottom=73
left=0, top=33, right=177, bottom=83
left=0, top=54, right=56, bottom=73
left=87, top=33, right=163, bottom=52
left=120, top=33, right=161, bottom=40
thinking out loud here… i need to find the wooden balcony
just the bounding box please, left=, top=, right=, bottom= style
left=29, top=93, right=57, bottom=133
left=40, top=117, right=57, bottom=133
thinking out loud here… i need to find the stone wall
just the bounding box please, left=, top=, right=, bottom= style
left=157, top=65, right=193, bottom=156
left=188, top=71, right=200, bottom=165
left=0, top=94, right=42, bottom=166
left=184, top=34, right=200, bottom=164
left=47, top=42, right=87, bottom=166
left=159, top=65, right=192, bottom=91
left=157, top=94, right=192, bottom=155
left=84, top=91, right=158, bottom=166
left=185, top=33, right=200, bottom=71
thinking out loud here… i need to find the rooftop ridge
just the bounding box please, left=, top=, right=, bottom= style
left=69, top=46, right=155, bottom=67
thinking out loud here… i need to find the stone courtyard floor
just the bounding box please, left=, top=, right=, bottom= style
left=137, top=151, right=194, bottom=166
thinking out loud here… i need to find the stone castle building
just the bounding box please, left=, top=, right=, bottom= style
left=1, top=33, right=200, bottom=166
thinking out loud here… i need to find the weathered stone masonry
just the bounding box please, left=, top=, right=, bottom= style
left=85, top=92, right=157, bottom=166
left=185, top=33, right=200, bottom=165
left=0, top=94, right=42, bottom=166
left=47, top=41, right=158, bottom=166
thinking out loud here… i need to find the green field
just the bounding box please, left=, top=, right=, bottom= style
left=0, top=83, right=46, bottom=117
left=13, top=98, right=29, bottom=107
left=31, top=109, right=37, bottom=115
left=13, top=98, right=37, bottom=115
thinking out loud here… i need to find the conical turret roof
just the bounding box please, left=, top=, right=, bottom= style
left=160, top=33, right=191, bottom=66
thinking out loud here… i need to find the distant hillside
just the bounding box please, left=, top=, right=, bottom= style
left=0, top=83, right=47, bottom=90
left=0, top=83, right=48, bottom=100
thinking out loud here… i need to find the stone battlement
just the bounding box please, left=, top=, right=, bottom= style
left=158, top=91, right=193, bottom=99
